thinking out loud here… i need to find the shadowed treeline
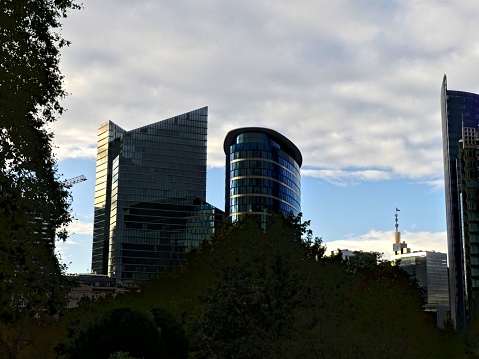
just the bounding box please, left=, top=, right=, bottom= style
left=6, top=214, right=462, bottom=359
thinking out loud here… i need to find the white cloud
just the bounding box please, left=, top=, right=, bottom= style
left=301, top=169, right=392, bottom=186
left=51, top=0, right=479, bottom=187
left=66, top=220, right=93, bottom=236
left=324, top=229, right=447, bottom=260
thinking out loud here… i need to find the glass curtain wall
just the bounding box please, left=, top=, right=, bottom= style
left=441, top=75, right=479, bottom=330
left=92, top=107, right=224, bottom=281
left=224, top=127, right=302, bottom=224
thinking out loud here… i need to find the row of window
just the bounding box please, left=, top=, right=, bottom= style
left=229, top=167, right=299, bottom=189
left=229, top=149, right=300, bottom=174
left=229, top=195, right=300, bottom=213
left=229, top=142, right=300, bottom=172
left=115, top=167, right=206, bottom=181
left=470, top=267, right=479, bottom=277
left=235, top=132, right=277, bottom=146
left=113, top=166, right=205, bottom=181
left=469, top=244, right=479, bottom=254
left=104, top=188, right=206, bottom=206
left=465, top=192, right=479, bottom=201
left=128, top=125, right=206, bottom=139
left=466, top=180, right=479, bottom=189
left=124, top=135, right=206, bottom=150
left=136, top=120, right=207, bottom=133
left=230, top=173, right=300, bottom=196
left=121, top=150, right=205, bottom=164
left=468, top=256, right=479, bottom=265
left=109, top=180, right=205, bottom=193
left=466, top=223, right=479, bottom=231
left=230, top=159, right=300, bottom=182
left=120, top=150, right=207, bottom=162
left=109, top=178, right=205, bottom=193
left=229, top=182, right=300, bottom=206
left=228, top=202, right=299, bottom=217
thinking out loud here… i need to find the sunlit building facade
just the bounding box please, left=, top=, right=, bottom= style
left=91, top=107, right=224, bottom=281
left=441, top=75, right=479, bottom=330
left=224, top=127, right=302, bottom=223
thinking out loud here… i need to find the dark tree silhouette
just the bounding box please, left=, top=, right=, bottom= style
left=66, top=307, right=163, bottom=359
left=0, top=0, right=79, bottom=322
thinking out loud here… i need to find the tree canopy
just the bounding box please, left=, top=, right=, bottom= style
left=18, top=214, right=466, bottom=358
left=0, top=0, right=79, bottom=322
left=174, top=214, right=463, bottom=359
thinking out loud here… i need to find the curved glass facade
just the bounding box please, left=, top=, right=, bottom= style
left=224, top=128, right=302, bottom=222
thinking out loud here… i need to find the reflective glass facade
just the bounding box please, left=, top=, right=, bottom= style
left=91, top=107, right=224, bottom=281
left=459, top=129, right=479, bottom=325
left=441, top=75, right=479, bottom=330
left=224, top=128, right=302, bottom=222
left=395, top=251, right=450, bottom=328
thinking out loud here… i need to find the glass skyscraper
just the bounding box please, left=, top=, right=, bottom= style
left=223, top=127, right=302, bottom=222
left=459, top=125, right=479, bottom=327
left=91, top=107, right=224, bottom=281
left=441, top=75, right=479, bottom=330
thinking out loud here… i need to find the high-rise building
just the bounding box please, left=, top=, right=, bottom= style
left=223, top=127, right=302, bottom=223
left=459, top=125, right=479, bottom=325
left=91, top=107, right=224, bottom=281
left=441, top=75, right=479, bottom=330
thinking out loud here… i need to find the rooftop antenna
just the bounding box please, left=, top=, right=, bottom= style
left=393, top=207, right=410, bottom=255
left=395, top=208, right=400, bottom=245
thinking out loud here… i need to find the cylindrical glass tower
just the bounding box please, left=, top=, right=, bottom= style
left=224, top=127, right=302, bottom=223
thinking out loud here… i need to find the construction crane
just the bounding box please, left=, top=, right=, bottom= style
left=63, top=175, right=87, bottom=188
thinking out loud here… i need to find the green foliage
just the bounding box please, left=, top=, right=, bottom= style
left=35, top=213, right=465, bottom=358
left=60, top=307, right=163, bottom=359
left=150, top=307, right=188, bottom=359
left=174, top=214, right=464, bottom=358
left=342, top=250, right=387, bottom=273
left=109, top=352, right=140, bottom=359
left=183, top=214, right=324, bottom=358
left=0, top=0, right=79, bottom=323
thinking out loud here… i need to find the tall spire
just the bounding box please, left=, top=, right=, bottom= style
left=393, top=208, right=410, bottom=255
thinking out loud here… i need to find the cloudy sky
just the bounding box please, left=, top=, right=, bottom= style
left=53, top=0, right=479, bottom=273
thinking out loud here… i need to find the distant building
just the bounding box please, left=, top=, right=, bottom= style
left=441, top=75, right=479, bottom=330
left=392, top=251, right=450, bottom=328
left=66, top=274, right=117, bottom=308
left=330, top=249, right=356, bottom=259
left=223, top=127, right=302, bottom=224
left=65, top=274, right=133, bottom=308
left=91, top=107, right=224, bottom=282
left=391, top=209, right=450, bottom=327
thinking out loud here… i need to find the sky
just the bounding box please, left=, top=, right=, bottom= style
left=52, top=0, right=479, bottom=274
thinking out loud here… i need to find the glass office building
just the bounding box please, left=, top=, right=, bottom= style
left=441, top=75, right=479, bottom=330
left=459, top=127, right=479, bottom=325
left=223, top=127, right=302, bottom=223
left=91, top=107, right=224, bottom=281
left=393, top=251, right=450, bottom=328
